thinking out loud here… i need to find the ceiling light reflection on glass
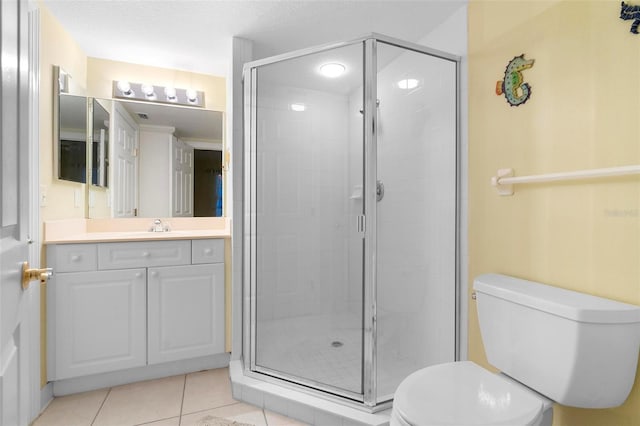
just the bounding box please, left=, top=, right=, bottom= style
left=397, top=78, right=420, bottom=90
left=319, top=62, right=346, bottom=78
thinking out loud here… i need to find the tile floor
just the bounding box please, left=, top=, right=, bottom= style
left=32, top=367, right=307, bottom=426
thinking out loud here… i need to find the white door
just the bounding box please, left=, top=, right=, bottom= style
left=1, top=0, right=35, bottom=424
left=181, top=145, right=194, bottom=217
left=112, top=103, right=139, bottom=217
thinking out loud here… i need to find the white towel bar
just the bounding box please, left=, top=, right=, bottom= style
left=492, top=165, right=640, bottom=196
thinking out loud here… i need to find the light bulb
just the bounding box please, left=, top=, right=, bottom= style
left=164, top=87, right=177, bottom=102
left=397, top=78, right=419, bottom=90
left=319, top=63, right=346, bottom=78
left=117, top=80, right=133, bottom=96
left=186, top=89, right=198, bottom=103
left=141, top=84, right=156, bottom=99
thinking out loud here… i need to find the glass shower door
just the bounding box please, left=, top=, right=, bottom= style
left=249, top=42, right=366, bottom=398
left=374, top=42, right=458, bottom=402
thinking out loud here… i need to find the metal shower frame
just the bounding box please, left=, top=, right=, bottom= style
left=242, top=32, right=461, bottom=411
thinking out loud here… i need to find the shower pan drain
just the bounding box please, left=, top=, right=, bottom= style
left=331, top=341, right=344, bottom=348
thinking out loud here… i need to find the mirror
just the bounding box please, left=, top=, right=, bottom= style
left=52, top=64, right=224, bottom=218
left=57, top=95, right=110, bottom=187
left=88, top=99, right=224, bottom=219
left=58, top=93, right=88, bottom=183
left=91, top=98, right=109, bottom=187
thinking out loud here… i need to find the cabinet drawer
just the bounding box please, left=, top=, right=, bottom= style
left=53, top=244, right=98, bottom=273
left=192, top=239, right=224, bottom=264
left=98, top=240, right=191, bottom=270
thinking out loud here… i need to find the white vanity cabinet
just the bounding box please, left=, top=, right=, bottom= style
left=47, top=238, right=225, bottom=382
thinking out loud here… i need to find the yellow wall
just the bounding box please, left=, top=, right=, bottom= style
left=468, top=1, right=640, bottom=425
left=39, top=4, right=89, bottom=387
left=39, top=4, right=88, bottom=222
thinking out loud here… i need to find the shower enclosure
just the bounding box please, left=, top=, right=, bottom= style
left=243, top=34, right=459, bottom=409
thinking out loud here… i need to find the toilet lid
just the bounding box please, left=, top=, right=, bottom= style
left=393, top=361, right=544, bottom=426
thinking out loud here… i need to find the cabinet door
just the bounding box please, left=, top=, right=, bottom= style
left=53, top=269, right=146, bottom=380
left=148, top=263, right=224, bottom=364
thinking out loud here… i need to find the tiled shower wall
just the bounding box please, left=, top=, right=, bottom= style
left=254, top=84, right=357, bottom=322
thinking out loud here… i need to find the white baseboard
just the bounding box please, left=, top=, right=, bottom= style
left=52, top=353, right=230, bottom=396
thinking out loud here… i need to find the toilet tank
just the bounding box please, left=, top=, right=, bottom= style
left=474, top=273, right=640, bottom=408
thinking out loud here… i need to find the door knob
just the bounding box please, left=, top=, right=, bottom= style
left=22, top=262, right=53, bottom=290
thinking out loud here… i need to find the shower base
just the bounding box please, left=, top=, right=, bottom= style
left=255, top=313, right=423, bottom=399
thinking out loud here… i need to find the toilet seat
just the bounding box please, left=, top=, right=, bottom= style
left=392, top=361, right=547, bottom=426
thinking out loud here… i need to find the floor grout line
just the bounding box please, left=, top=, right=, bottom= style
left=262, top=408, right=269, bottom=426
left=90, top=387, right=111, bottom=426
left=178, top=374, right=187, bottom=426
left=133, top=415, right=180, bottom=426
left=180, top=400, right=242, bottom=417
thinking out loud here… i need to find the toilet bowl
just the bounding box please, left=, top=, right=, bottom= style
left=391, top=273, right=640, bottom=426
left=390, top=362, right=553, bottom=426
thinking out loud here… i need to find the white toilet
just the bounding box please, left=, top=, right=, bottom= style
left=391, top=273, right=640, bottom=426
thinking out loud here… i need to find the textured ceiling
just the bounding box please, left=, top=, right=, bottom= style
left=42, top=0, right=466, bottom=77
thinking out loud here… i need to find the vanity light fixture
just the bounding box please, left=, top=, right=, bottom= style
left=290, top=103, right=306, bottom=112
left=397, top=78, right=419, bottom=90
left=112, top=80, right=205, bottom=107
left=319, top=62, right=346, bottom=78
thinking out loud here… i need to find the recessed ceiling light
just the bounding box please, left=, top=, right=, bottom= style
left=397, top=78, right=419, bottom=90
left=319, top=63, right=346, bottom=78
left=290, top=103, right=306, bottom=112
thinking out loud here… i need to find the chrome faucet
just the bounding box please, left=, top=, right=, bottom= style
left=152, top=219, right=165, bottom=232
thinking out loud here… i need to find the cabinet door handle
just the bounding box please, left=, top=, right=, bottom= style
left=135, top=272, right=143, bottom=278
left=204, top=248, right=212, bottom=254
left=70, top=255, right=81, bottom=261
left=150, top=271, right=158, bottom=277
left=142, top=251, right=150, bottom=257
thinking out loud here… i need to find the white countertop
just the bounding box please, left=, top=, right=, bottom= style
left=44, top=218, right=230, bottom=244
